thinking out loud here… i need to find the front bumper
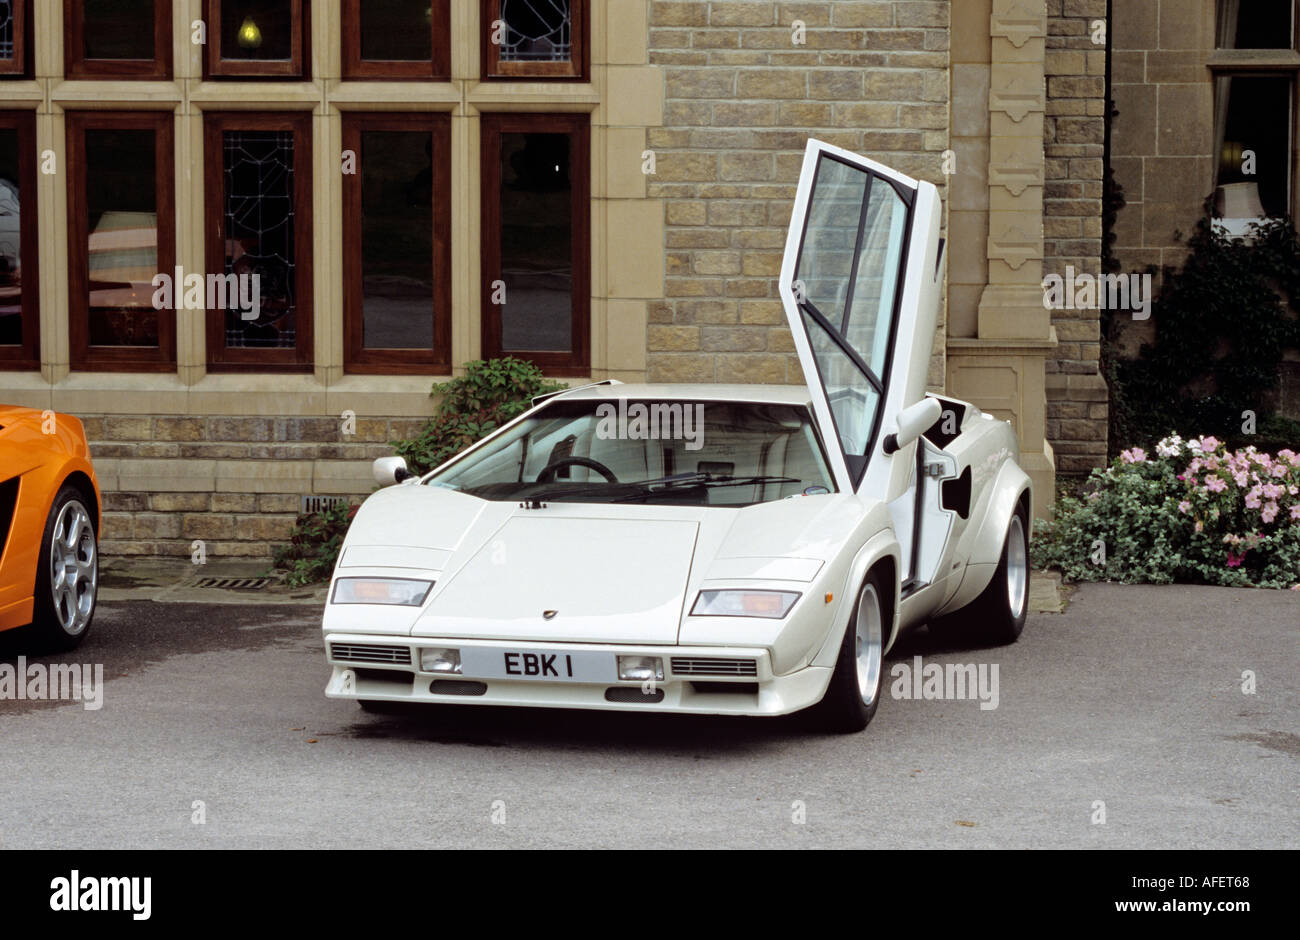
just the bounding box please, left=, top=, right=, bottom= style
left=323, top=633, right=831, bottom=717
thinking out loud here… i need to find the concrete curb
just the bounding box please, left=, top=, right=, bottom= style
left=99, top=557, right=328, bottom=606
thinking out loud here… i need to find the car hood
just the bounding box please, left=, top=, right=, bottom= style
left=334, top=484, right=868, bottom=643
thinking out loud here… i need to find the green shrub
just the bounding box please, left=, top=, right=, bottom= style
left=272, top=499, right=359, bottom=587
left=394, top=357, right=567, bottom=474
left=1032, top=435, right=1300, bottom=589
left=1109, top=216, right=1300, bottom=454
left=272, top=357, right=564, bottom=585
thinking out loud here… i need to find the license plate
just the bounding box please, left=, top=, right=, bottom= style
left=459, top=647, right=615, bottom=683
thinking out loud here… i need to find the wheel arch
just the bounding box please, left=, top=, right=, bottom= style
left=811, top=528, right=902, bottom=669
left=936, top=461, right=1031, bottom=616
left=60, top=470, right=101, bottom=535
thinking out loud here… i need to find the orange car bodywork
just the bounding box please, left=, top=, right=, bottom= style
left=0, top=405, right=102, bottom=633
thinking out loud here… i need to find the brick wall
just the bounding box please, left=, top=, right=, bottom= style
left=86, top=416, right=419, bottom=558
left=1044, top=0, right=1109, bottom=473
left=645, top=0, right=950, bottom=387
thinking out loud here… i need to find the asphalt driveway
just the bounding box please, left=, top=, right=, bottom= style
left=0, top=582, right=1295, bottom=849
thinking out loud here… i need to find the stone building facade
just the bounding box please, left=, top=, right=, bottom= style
left=0, top=0, right=1116, bottom=558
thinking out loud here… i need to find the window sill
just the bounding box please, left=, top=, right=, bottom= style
left=1207, top=50, right=1300, bottom=70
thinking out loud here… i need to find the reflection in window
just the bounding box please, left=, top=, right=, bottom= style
left=796, top=157, right=866, bottom=325
left=847, top=182, right=907, bottom=378
left=499, top=0, right=572, bottom=62
left=82, top=0, right=156, bottom=60
left=1214, top=75, right=1292, bottom=219
left=803, top=309, right=880, bottom=468
left=360, top=130, right=433, bottom=349
left=221, top=130, right=296, bottom=348
left=83, top=130, right=159, bottom=347
left=220, top=0, right=294, bottom=61
left=498, top=131, right=573, bottom=352
left=361, top=0, right=432, bottom=61
left=0, top=127, right=21, bottom=346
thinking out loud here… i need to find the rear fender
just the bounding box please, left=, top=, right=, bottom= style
left=936, top=460, right=1030, bottom=616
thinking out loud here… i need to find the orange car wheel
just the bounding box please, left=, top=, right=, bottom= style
left=31, top=484, right=99, bottom=651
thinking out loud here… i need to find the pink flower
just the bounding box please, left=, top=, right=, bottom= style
left=1245, top=492, right=1262, bottom=510
left=1206, top=476, right=1227, bottom=493
left=1199, top=436, right=1220, bottom=453
left=1272, top=464, right=1288, bottom=478
left=1121, top=447, right=1148, bottom=464
left=1262, top=502, right=1279, bottom=523
left=1289, top=504, right=1300, bottom=521
left=1178, top=500, right=1191, bottom=514
left=1233, top=472, right=1249, bottom=488
left=1226, top=552, right=1245, bottom=568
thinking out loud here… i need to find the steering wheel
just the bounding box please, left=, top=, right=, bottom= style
left=536, top=456, right=620, bottom=484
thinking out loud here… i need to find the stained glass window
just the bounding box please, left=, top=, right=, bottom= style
left=484, top=0, right=584, bottom=79
left=499, top=0, right=572, bottom=62
left=0, top=2, right=14, bottom=63
left=0, top=0, right=23, bottom=74
left=221, top=130, right=297, bottom=349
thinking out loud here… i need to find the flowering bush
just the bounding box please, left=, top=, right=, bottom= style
left=1032, top=434, right=1300, bottom=589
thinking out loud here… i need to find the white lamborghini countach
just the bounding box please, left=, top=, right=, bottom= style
left=323, top=140, right=1032, bottom=732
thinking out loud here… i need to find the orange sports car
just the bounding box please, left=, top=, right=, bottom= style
left=0, top=405, right=102, bottom=650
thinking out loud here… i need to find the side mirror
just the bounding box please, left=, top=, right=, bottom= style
left=373, top=456, right=414, bottom=487
left=882, top=398, right=942, bottom=455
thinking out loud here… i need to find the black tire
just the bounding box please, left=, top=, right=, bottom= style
left=949, top=505, right=1030, bottom=647
left=809, top=569, right=888, bottom=734
left=30, top=484, right=99, bottom=652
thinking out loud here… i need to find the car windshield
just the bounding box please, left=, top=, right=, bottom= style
left=426, top=398, right=837, bottom=506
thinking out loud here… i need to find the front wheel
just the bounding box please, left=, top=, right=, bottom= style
left=810, top=570, right=887, bottom=734
left=30, top=485, right=99, bottom=652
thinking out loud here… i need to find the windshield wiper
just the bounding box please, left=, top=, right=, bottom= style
left=526, top=472, right=800, bottom=504
left=612, top=474, right=801, bottom=502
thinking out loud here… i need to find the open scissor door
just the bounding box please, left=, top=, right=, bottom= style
left=778, top=139, right=945, bottom=503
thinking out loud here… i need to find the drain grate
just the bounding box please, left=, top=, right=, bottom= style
left=193, top=577, right=273, bottom=591
left=302, top=495, right=348, bottom=515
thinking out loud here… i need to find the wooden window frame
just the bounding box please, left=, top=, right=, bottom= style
left=204, top=0, right=309, bottom=79
left=204, top=111, right=314, bottom=372
left=481, top=0, right=588, bottom=82
left=64, top=0, right=173, bottom=80
left=0, top=0, right=29, bottom=77
left=343, top=112, right=452, bottom=374
left=341, top=0, right=450, bottom=80
left=0, top=110, right=38, bottom=367
left=480, top=112, right=590, bottom=374
left=66, top=110, right=176, bottom=372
